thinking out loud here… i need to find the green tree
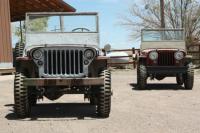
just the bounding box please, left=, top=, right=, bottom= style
left=14, top=22, right=25, bottom=44
left=28, top=17, right=49, bottom=32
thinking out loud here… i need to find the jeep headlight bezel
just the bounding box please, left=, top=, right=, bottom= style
left=149, top=51, right=158, bottom=60
left=174, top=51, right=184, bottom=60
left=32, top=49, right=43, bottom=60
left=84, top=49, right=95, bottom=60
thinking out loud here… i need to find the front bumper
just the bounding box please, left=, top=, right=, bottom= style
left=146, top=66, right=187, bottom=74
left=24, top=78, right=104, bottom=87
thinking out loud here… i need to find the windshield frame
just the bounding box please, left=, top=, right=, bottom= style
left=141, top=29, right=185, bottom=42
left=26, top=12, right=99, bottom=33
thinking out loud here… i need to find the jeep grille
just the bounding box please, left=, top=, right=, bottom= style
left=158, top=51, right=175, bottom=66
left=43, top=49, right=84, bottom=76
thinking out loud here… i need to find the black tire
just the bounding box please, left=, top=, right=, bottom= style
left=176, top=74, right=184, bottom=85
left=97, top=70, right=111, bottom=118
left=14, top=43, right=25, bottom=69
left=137, top=66, right=140, bottom=85
left=137, top=65, right=147, bottom=89
left=14, top=72, right=30, bottom=118
left=90, top=94, right=97, bottom=105
left=15, top=43, right=25, bottom=58
left=28, top=87, right=37, bottom=106
left=184, top=64, right=194, bottom=90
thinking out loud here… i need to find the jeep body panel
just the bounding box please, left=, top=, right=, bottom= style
left=140, top=49, right=186, bottom=66
left=146, top=66, right=187, bottom=75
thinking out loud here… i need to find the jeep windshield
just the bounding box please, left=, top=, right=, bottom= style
left=142, top=29, right=184, bottom=42
left=26, top=13, right=98, bottom=33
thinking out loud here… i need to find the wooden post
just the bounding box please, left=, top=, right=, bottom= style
left=132, top=48, right=136, bottom=69
left=199, top=45, right=200, bottom=65
left=0, top=0, right=13, bottom=69
left=60, top=16, right=64, bottom=32
left=160, top=0, right=165, bottom=28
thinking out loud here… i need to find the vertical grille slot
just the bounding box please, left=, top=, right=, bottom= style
left=61, top=50, right=65, bottom=74
left=53, top=50, right=56, bottom=74
left=75, top=50, right=79, bottom=74
left=79, top=51, right=83, bottom=73
left=71, top=50, right=74, bottom=74
left=66, top=50, right=70, bottom=74
left=44, top=50, right=48, bottom=74
left=158, top=51, right=175, bottom=66
left=43, top=49, right=84, bottom=76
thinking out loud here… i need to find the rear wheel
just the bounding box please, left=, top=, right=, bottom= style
left=184, top=63, right=194, bottom=90
left=97, top=70, right=111, bottom=118
left=14, top=72, right=30, bottom=118
left=15, top=43, right=25, bottom=58
left=176, top=74, right=184, bottom=85
left=14, top=43, right=25, bottom=68
left=137, top=65, right=147, bottom=89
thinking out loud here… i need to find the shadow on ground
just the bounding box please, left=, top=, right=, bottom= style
left=130, top=83, right=187, bottom=90
left=5, top=103, right=98, bottom=121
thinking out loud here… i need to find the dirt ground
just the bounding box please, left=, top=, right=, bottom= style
left=0, top=69, right=200, bottom=133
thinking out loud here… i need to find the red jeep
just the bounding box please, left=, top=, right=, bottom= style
left=137, top=29, right=194, bottom=89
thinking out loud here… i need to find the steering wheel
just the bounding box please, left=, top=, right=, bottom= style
left=72, top=28, right=90, bottom=32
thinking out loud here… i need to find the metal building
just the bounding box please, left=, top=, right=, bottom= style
left=0, top=0, right=75, bottom=72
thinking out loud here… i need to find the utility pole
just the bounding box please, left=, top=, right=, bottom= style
left=160, top=0, right=165, bottom=28
left=60, top=16, right=64, bottom=32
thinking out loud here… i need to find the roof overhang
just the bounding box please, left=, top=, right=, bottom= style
left=10, top=0, right=76, bottom=22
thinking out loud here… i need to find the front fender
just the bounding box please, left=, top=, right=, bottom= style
left=15, top=57, right=37, bottom=77
left=138, top=56, right=147, bottom=65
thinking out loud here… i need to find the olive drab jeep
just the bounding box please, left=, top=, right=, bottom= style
left=14, top=12, right=111, bottom=118
left=137, top=29, right=194, bottom=89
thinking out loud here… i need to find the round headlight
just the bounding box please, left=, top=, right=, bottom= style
left=84, top=49, right=95, bottom=60
left=33, top=49, right=43, bottom=60
left=149, top=51, right=158, bottom=60
left=174, top=51, right=184, bottom=60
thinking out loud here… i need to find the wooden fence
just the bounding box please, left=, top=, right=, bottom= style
left=187, top=44, right=200, bottom=67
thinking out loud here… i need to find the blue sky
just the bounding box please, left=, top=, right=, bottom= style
left=64, top=0, right=140, bottom=49
left=12, top=0, right=141, bottom=49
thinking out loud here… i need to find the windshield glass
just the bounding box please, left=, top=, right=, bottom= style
left=142, top=29, right=184, bottom=41
left=27, top=14, right=98, bottom=33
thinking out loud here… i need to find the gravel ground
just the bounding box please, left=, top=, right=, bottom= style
left=0, top=69, right=200, bottom=133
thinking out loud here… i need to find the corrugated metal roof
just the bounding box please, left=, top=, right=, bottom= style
left=10, top=0, right=76, bottom=22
